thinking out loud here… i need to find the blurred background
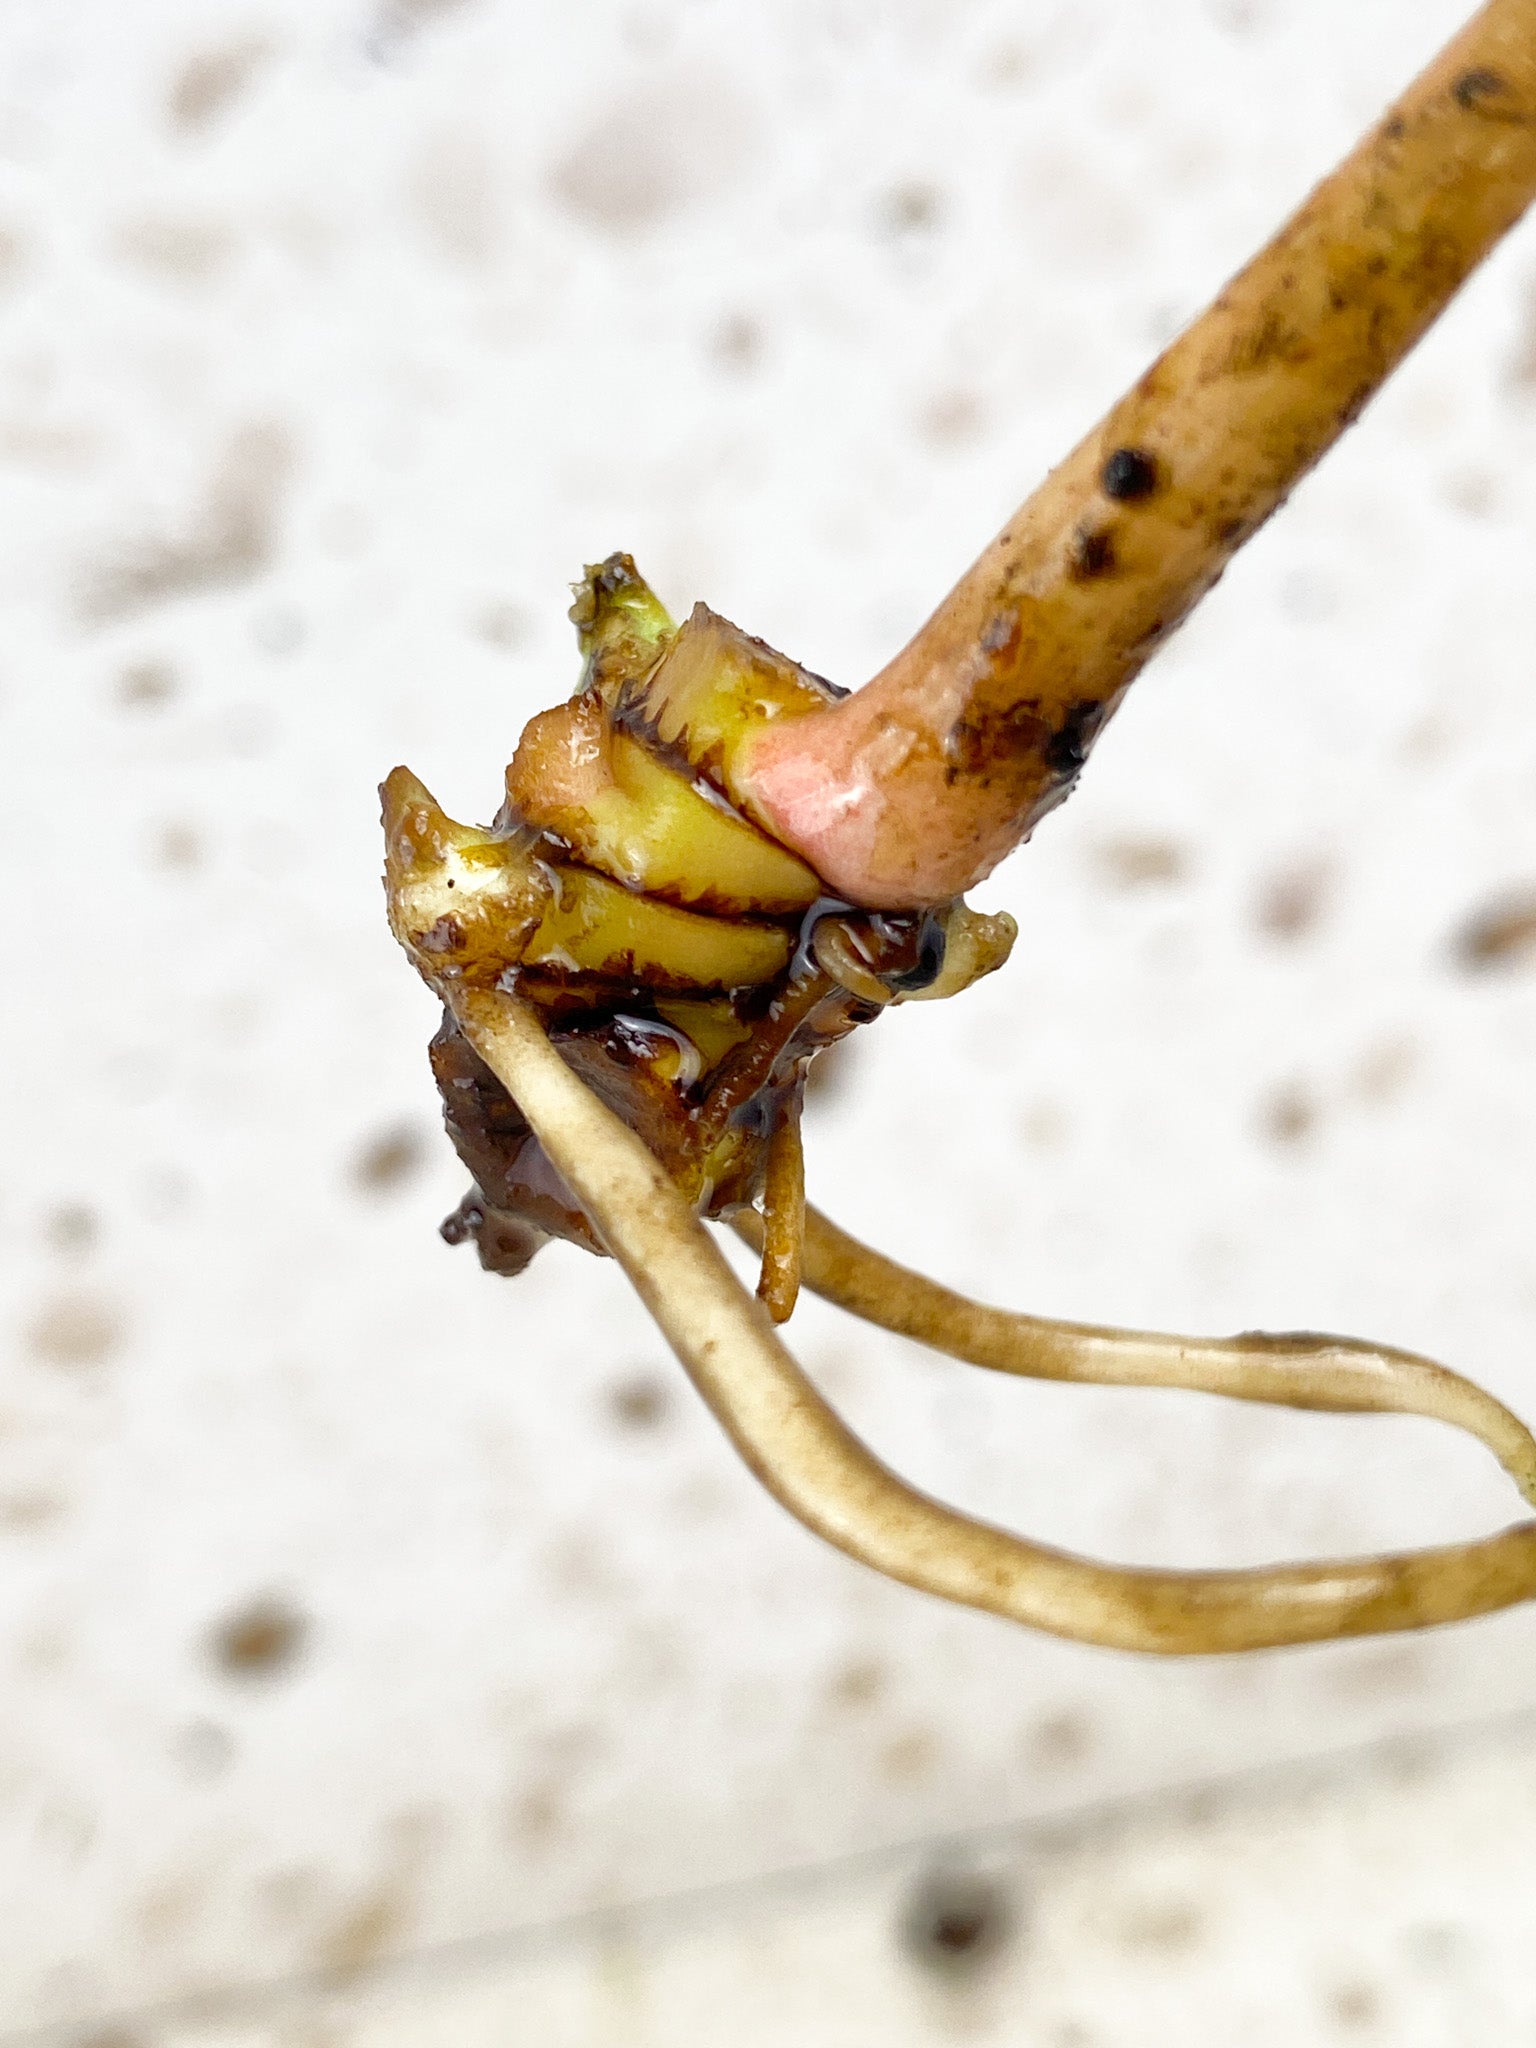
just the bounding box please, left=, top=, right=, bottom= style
left=4, top=0, right=1536, bottom=2040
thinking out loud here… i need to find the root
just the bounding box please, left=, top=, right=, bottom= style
left=453, top=986, right=1536, bottom=1656
left=732, top=1206, right=1536, bottom=1510
left=754, top=1091, right=805, bottom=1325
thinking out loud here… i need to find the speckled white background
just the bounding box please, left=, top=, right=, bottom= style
left=4, top=0, right=1536, bottom=2040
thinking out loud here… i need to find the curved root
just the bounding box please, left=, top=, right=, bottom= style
left=453, top=985, right=1536, bottom=1656
left=730, top=1206, right=1536, bottom=1511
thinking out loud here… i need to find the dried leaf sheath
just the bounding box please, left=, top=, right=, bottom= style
left=451, top=988, right=1536, bottom=1657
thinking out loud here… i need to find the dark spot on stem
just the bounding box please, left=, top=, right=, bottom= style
left=942, top=699, right=1051, bottom=780
left=1045, top=700, right=1108, bottom=776
left=1101, top=446, right=1157, bottom=500
left=1068, top=526, right=1117, bottom=580
left=1453, top=68, right=1528, bottom=121
left=1225, top=308, right=1311, bottom=374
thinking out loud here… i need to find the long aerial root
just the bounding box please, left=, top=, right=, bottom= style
left=731, top=1207, right=1536, bottom=1510
left=450, top=985, right=1536, bottom=1655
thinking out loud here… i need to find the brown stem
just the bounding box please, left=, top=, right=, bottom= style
left=738, top=0, right=1536, bottom=906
